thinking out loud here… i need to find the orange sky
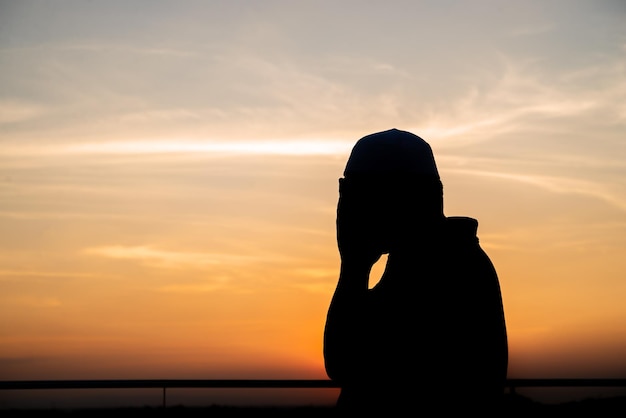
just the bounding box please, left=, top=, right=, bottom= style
left=1, top=0, right=626, bottom=407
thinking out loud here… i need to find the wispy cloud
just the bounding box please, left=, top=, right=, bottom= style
left=0, top=138, right=355, bottom=157
left=0, top=211, right=134, bottom=221
left=83, top=245, right=258, bottom=269
left=508, top=22, right=555, bottom=37
left=447, top=168, right=626, bottom=212
left=70, top=139, right=354, bottom=156
left=422, top=57, right=620, bottom=148
left=1, top=36, right=623, bottom=155
left=0, top=100, right=46, bottom=124
left=13, top=296, right=62, bottom=308
left=52, top=43, right=201, bottom=58
left=155, top=283, right=227, bottom=293
left=0, top=270, right=99, bottom=279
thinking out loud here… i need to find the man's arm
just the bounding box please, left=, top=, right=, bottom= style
left=323, top=260, right=371, bottom=382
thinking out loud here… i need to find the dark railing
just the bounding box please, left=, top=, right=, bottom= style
left=2, top=379, right=626, bottom=408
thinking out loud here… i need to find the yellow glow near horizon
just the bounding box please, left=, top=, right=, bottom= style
left=2, top=144, right=625, bottom=383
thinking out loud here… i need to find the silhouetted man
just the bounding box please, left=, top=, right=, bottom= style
left=323, top=129, right=508, bottom=414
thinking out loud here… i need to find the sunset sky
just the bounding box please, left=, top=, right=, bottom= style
left=1, top=0, right=626, bottom=407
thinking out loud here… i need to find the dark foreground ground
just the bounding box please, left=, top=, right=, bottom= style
left=2, top=394, right=626, bottom=417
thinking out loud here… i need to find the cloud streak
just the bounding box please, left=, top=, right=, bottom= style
left=67, top=139, right=355, bottom=156
left=83, top=245, right=259, bottom=270
left=447, top=168, right=626, bottom=212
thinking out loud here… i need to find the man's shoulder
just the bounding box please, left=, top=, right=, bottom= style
left=444, top=216, right=478, bottom=236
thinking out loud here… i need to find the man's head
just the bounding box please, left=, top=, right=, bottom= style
left=343, top=128, right=440, bottom=179
left=337, top=129, right=444, bottom=254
